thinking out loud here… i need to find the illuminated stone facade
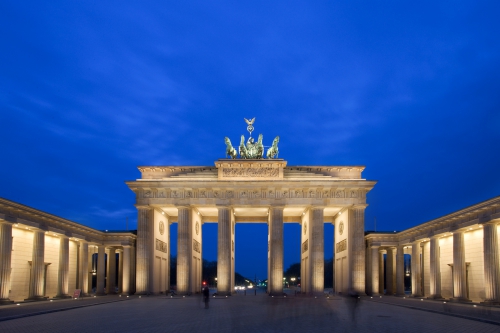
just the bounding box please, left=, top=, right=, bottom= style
left=127, top=159, right=375, bottom=296
left=0, top=199, right=136, bottom=303
left=365, top=196, right=500, bottom=303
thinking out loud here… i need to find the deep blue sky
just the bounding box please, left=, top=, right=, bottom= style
left=1, top=1, right=499, bottom=280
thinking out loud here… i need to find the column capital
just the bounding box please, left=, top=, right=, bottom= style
left=351, top=204, right=368, bottom=210
left=310, top=206, right=326, bottom=211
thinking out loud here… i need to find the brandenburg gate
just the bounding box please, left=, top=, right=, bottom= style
left=126, top=118, right=376, bottom=296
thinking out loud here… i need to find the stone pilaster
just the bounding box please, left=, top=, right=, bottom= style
left=79, top=241, right=89, bottom=295
left=118, top=249, right=123, bottom=293
left=378, top=249, right=385, bottom=294
left=370, top=246, right=379, bottom=295
left=56, top=235, right=70, bottom=298
left=122, top=246, right=131, bottom=295
left=311, top=207, right=324, bottom=294
left=269, top=206, right=284, bottom=296
left=136, top=206, right=153, bottom=295
left=27, top=230, right=46, bottom=300
left=452, top=231, right=469, bottom=301
left=177, top=206, right=191, bottom=294
left=217, top=207, right=231, bottom=295
left=482, top=223, right=500, bottom=304
left=411, top=241, right=421, bottom=297
left=386, top=247, right=396, bottom=295
left=0, top=222, right=13, bottom=304
left=349, top=205, right=366, bottom=294
left=107, top=247, right=117, bottom=294
left=96, top=245, right=106, bottom=295
left=396, top=245, right=405, bottom=296
left=429, top=236, right=443, bottom=299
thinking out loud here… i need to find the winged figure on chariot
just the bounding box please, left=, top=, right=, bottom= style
left=224, top=118, right=280, bottom=159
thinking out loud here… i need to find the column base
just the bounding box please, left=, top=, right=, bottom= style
left=481, top=300, right=500, bottom=305
left=24, top=296, right=48, bottom=302
left=410, top=294, right=422, bottom=298
left=53, top=294, right=72, bottom=299
left=427, top=295, right=445, bottom=300
left=0, top=299, right=14, bottom=305
left=451, top=297, right=472, bottom=303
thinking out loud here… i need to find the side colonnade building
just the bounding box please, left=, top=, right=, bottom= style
left=365, top=195, right=500, bottom=303
left=0, top=198, right=136, bottom=304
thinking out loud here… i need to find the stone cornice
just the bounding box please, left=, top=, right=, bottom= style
left=0, top=197, right=136, bottom=246
left=365, top=195, right=500, bottom=246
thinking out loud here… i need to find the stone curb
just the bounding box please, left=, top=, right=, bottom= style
left=366, top=298, right=500, bottom=327
left=0, top=299, right=127, bottom=323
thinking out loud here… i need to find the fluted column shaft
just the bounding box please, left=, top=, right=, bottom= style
left=429, top=236, right=442, bottom=298
left=0, top=222, right=13, bottom=302
left=118, top=249, right=123, bottom=293
left=379, top=250, right=385, bottom=294
left=29, top=230, right=45, bottom=299
left=350, top=206, right=366, bottom=294
left=453, top=231, right=468, bottom=300
left=122, top=246, right=131, bottom=295
left=371, top=246, right=379, bottom=295
left=396, top=245, right=405, bottom=296
left=79, top=241, right=89, bottom=295
left=311, top=208, right=324, bottom=294
left=386, top=247, right=396, bottom=295
left=136, top=206, right=153, bottom=294
left=411, top=241, right=421, bottom=297
left=217, top=207, right=231, bottom=295
left=177, top=207, right=191, bottom=294
left=269, top=207, right=284, bottom=295
left=483, top=223, right=500, bottom=303
left=107, top=247, right=117, bottom=294
left=96, top=245, right=106, bottom=295
left=56, top=236, right=70, bottom=297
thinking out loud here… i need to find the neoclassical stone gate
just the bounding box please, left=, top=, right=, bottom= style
left=126, top=159, right=376, bottom=295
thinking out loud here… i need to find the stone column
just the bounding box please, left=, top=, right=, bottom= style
left=452, top=231, right=469, bottom=301
left=378, top=249, right=385, bottom=294
left=177, top=206, right=191, bottom=294
left=483, top=223, right=500, bottom=304
left=0, top=222, right=13, bottom=304
left=107, top=247, right=117, bottom=294
left=411, top=241, right=421, bottom=297
left=429, top=236, right=443, bottom=299
left=386, top=247, right=396, bottom=295
left=269, top=206, right=284, bottom=296
left=130, top=246, right=136, bottom=294
left=79, top=241, right=89, bottom=295
left=311, top=207, right=324, bottom=294
left=136, top=206, right=153, bottom=295
left=28, top=230, right=46, bottom=300
left=118, top=249, right=123, bottom=293
left=122, top=246, right=131, bottom=295
left=96, top=245, right=106, bottom=295
left=217, top=207, right=231, bottom=295
left=56, top=235, right=70, bottom=298
left=371, top=246, right=379, bottom=295
left=396, top=245, right=405, bottom=296
left=350, top=205, right=366, bottom=294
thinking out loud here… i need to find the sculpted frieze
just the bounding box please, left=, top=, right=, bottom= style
left=222, top=167, right=279, bottom=178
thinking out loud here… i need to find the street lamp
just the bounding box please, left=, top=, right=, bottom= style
left=291, top=277, right=296, bottom=286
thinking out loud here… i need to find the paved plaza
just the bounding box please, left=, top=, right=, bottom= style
left=1, top=293, right=500, bottom=332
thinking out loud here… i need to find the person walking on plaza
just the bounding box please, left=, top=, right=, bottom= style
left=203, top=286, right=210, bottom=309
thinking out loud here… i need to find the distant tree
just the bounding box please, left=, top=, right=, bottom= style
left=170, top=255, right=177, bottom=286
left=284, top=263, right=301, bottom=281
left=202, top=259, right=217, bottom=286
left=324, top=258, right=333, bottom=288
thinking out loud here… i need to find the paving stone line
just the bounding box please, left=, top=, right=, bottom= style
left=0, top=299, right=127, bottom=323
left=366, top=299, right=500, bottom=326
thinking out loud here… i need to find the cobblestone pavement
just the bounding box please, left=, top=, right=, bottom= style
left=1, top=294, right=499, bottom=333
